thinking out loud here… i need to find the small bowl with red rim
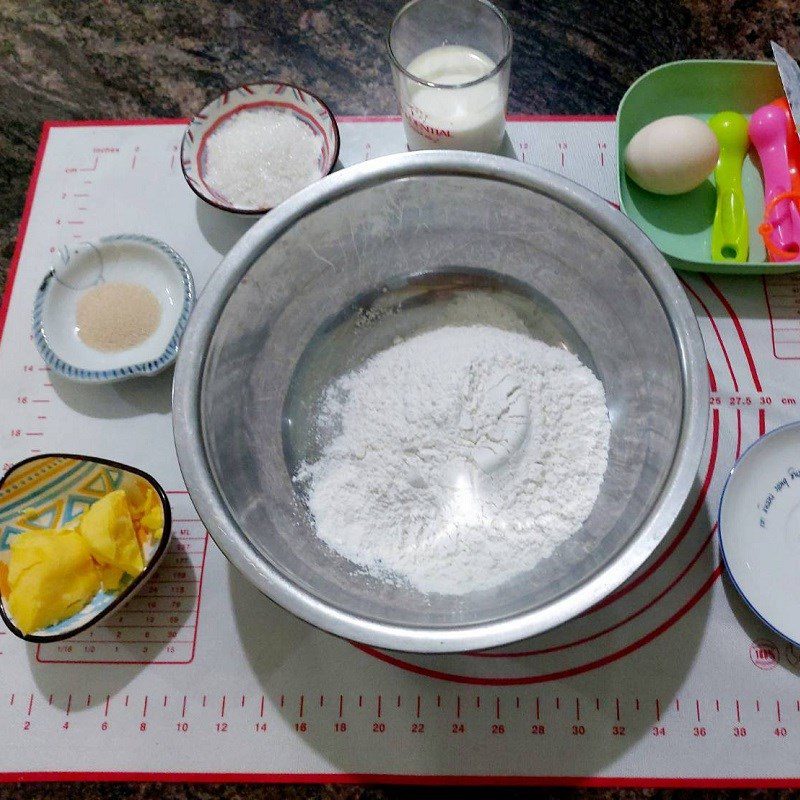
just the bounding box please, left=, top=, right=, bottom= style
left=181, top=81, right=340, bottom=215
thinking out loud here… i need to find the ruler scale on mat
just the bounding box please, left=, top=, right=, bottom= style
left=1, top=117, right=800, bottom=785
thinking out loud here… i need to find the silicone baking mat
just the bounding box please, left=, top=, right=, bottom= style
left=1, top=116, right=800, bottom=786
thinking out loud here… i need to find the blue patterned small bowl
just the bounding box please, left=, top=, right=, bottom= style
left=0, top=454, right=172, bottom=643
left=181, top=81, right=340, bottom=214
left=33, top=234, right=195, bottom=383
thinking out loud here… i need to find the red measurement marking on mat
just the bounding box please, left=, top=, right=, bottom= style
left=495, top=698, right=501, bottom=719
left=736, top=700, right=741, bottom=722
left=456, top=696, right=460, bottom=718
left=696, top=700, right=701, bottom=722
left=260, top=696, right=265, bottom=718
left=576, top=698, right=581, bottom=721
left=338, top=695, right=344, bottom=718
left=655, top=699, right=661, bottom=722
left=299, top=695, right=305, bottom=718
left=377, top=696, right=381, bottom=718
left=703, top=276, right=762, bottom=391
left=27, top=695, right=33, bottom=716
left=37, top=501, right=209, bottom=666
left=221, top=695, right=226, bottom=718
left=615, top=698, right=620, bottom=721
left=104, top=696, right=110, bottom=717
left=536, top=697, right=541, bottom=720
left=778, top=700, right=782, bottom=722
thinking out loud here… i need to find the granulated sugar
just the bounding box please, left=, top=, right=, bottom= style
left=203, top=109, right=322, bottom=209
left=297, top=324, right=611, bottom=595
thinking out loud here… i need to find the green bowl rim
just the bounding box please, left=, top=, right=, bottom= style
left=615, top=58, right=799, bottom=273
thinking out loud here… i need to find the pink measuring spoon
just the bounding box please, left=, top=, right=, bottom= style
left=749, top=100, right=800, bottom=261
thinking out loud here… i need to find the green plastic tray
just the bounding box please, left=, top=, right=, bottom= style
left=617, top=59, right=800, bottom=275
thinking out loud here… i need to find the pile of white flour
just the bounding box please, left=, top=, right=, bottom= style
left=297, top=324, right=610, bottom=595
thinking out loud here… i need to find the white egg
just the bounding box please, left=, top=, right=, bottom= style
left=624, top=115, right=720, bottom=195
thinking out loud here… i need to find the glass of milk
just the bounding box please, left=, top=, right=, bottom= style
left=388, top=0, right=512, bottom=153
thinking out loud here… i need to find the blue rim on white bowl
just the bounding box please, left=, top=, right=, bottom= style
left=718, top=420, right=800, bottom=647
left=32, top=234, right=195, bottom=383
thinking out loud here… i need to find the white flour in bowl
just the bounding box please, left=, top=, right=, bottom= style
left=296, top=324, right=610, bottom=595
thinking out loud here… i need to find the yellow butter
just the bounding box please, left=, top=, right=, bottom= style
left=78, top=489, right=144, bottom=577
left=98, top=564, right=125, bottom=592
left=125, top=478, right=149, bottom=518
left=127, top=481, right=164, bottom=545
left=6, top=529, right=101, bottom=634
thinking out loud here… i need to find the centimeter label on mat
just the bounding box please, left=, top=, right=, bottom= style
left=2, top=688, right=799, bottom=747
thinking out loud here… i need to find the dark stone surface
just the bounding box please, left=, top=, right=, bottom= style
left=1, top=0, right=799, bottom=288
left=1, top=0, right=799, bottom=796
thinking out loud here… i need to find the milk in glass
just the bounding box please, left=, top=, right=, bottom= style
left=400, top=45, right=507, bottom=152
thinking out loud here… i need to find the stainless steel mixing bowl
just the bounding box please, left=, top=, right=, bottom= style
left=173, top=151, right=708, bottom=653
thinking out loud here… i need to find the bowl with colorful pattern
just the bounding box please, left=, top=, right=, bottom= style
left=0, top=454, right=171, bottom=643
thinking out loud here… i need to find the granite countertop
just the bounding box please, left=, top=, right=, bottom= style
left=1, top=0, right=800, bottom=797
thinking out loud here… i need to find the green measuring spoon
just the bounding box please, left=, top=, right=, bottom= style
left=708, top=111, right=750, bottom=262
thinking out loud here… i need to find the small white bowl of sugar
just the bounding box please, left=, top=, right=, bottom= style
left=181, top=82, right=340, bottom=215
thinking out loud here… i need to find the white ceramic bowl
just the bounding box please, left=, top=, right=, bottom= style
left=180, top=81, right=340, bottom=214
left=719, top=421, right=800, bottom=645
left=33, top=234, right=195, bottom=383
